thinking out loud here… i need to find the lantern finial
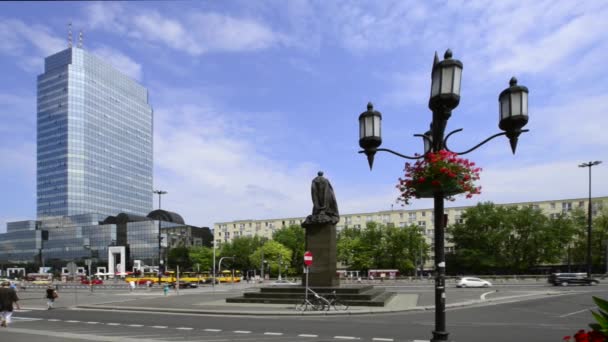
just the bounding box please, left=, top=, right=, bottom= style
left=444, top=49, right=452, bottom=59
left=365, top=150, right=376, bottom=170
left=367, top=102, right=373, bottom=111
left=509, top=77, right=517, bottom=87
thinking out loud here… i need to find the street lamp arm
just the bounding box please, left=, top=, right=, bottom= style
left=443, top=129, right=529, bottom=155
left=358, top=148, right=423, bottom=160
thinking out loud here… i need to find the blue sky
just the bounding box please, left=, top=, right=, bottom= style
left=1, top=1, right=607, bottom=231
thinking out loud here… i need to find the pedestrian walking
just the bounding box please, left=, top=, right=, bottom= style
left=0, top=281, right=20, bottom=327
left=163, top=284, right=169, bottom=296
left=45, top=285, right=58, bottom=310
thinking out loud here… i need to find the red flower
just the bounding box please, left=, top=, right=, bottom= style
left=396, top=150, right=482, bottom=205
left=574, top=330, right=589, bottom=342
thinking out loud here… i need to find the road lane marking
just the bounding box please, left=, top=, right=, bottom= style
left=560, top=307, right=596, bottom=317
left=372, top=338, right=394, bottom=341
left=86, top=321, right=99, bottom=324
left=128, top=324, right=144, bottom=327
left=299, top=334, right=318, bottom=338
left=151, top=325, right=168, bottom=328
left=334, top=337, right=360, bottom=340
left=265, top=332, right=283, bottom=335
left=65, top=320, right=80, bottom=323
left=204, top=328, right=222, bottom=332
left=11, top=317, right=42, bottom=321
left=107, top=323, right=120, bottom=326
left=234, top=330, right=251, bottom=333
left=47, top=319, right=61, bottom=322
left=481, top=290, right=496, bottom=300
left=176, top=327, right=193, bottom=330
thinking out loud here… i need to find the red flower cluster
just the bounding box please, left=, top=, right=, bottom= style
left=564, top=329, right=607, bottom=342
left=396, top=150, right=481, bottom=205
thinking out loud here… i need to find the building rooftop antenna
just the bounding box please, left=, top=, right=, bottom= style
left=68, top=22, right=72, bottom=48
left=78, top=30, right=83, bottom=48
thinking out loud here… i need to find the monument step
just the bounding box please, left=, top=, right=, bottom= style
left=229, top=286, right=395, bottom=307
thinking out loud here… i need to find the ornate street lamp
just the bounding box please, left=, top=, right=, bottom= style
left=579, top=161, right=602, bottom=277
left=357, top=49, right=529, bottom=342
left=358, top=102, right=382, bottom=169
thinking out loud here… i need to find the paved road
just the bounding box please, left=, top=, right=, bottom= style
left=3, top=283, right=606, bottom=341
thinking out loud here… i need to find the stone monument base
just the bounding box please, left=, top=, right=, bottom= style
left=303, top=223, right=338, bottom=287
left=226, top=285, right=395, bottom=307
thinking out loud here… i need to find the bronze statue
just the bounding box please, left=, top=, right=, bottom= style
left=303, top=171, right=339, bottom=227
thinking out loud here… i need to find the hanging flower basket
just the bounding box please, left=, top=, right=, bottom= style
left=396, top=150, right=482, bottom=205
left=411, top=179, right=464, bottom=198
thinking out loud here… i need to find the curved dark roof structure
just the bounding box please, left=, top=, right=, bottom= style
left=102, top=213, right=151, bottom=225
left=147, top=210, right=185, bottom=225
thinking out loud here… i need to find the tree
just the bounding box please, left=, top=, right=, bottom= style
left=448, top=202, right=577, bottom=274
left=272, top=225, right=305, bottom=272
left=167, top=246, right=192, bottom=270
left=188, top=246, right=214, bottom=272
left=218, top=236, right=266, bottom=272
left=337, top=222, right=428, bottom=274
left=250, top=240, right=293, bottom=277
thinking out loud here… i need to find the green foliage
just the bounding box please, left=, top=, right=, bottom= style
left=590, top=296, right=608, bottom=335
left=167, top=246, right=192, bottom=270
left=272, top=225, right=305, bottom=272
left=250, top=240, right=293, bottom=276
left=188, top=246, right=214, bottom=272
left=218, top=236, right=266, bottom=271
left=336, top=221, right=428, bottom=275
left=447, top=202, right=600, bottom=273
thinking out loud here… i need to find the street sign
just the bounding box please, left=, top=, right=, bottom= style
left=304, top=251, right=313, bottom=266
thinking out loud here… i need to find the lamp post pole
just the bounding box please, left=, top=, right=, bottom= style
left=357, top=49, right=529, bottom=342
left=212, top=240, right=216, bottom=289
left=579, top=161, right=602, bottom=277
left=153, top=190, right=167, bottom=284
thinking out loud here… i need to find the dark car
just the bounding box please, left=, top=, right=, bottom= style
left=548, top=273, right=599, bottom=286
left=169, top=280, right=198, bottom=289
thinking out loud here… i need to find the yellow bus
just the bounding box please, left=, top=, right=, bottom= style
left=217, top=270, right=242, bottom=283
left=125, top=272, right=175, bottom=285
left=180, top=272, right=204, bottom=284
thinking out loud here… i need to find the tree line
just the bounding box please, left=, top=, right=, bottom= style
left=169, top=202, right=608, bottom=276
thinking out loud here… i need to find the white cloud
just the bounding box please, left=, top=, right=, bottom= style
left=0, top=18, right=64, bottom=72
left=83, top=2, right=127, bottom=34
left=152, top=101, right=317, bottom=227
left=84, top=4, right=285, bottom=55
left=91, top=46, right=142, bottom=81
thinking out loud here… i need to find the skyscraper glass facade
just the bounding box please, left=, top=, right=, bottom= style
left=37, top=47, right=153, bottom=218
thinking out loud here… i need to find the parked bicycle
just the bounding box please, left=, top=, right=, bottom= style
left=327, top=290, right=349, bottom=311
left=295, top=288, right=331, bottom=311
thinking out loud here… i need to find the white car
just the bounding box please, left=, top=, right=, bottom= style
left=456, top=277, right=492, bottom=288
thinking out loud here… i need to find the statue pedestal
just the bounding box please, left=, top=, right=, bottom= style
left=303, top=223, right=339, bottom=287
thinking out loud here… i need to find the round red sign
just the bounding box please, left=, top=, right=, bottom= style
left=304, top=251, right=313, bottom=266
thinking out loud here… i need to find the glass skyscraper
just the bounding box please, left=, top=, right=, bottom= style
left=36, top=47, right=153, bottom=218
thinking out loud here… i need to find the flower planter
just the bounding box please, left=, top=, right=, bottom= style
left=396, top=150, right=481, bottom=205
left=413, top=182, right=464, bottom=198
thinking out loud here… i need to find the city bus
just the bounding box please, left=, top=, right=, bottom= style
left=217, top=270, right=242, bottom=283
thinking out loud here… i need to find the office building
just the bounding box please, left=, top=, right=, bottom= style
left=37, top=46, right=153, bottom=218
